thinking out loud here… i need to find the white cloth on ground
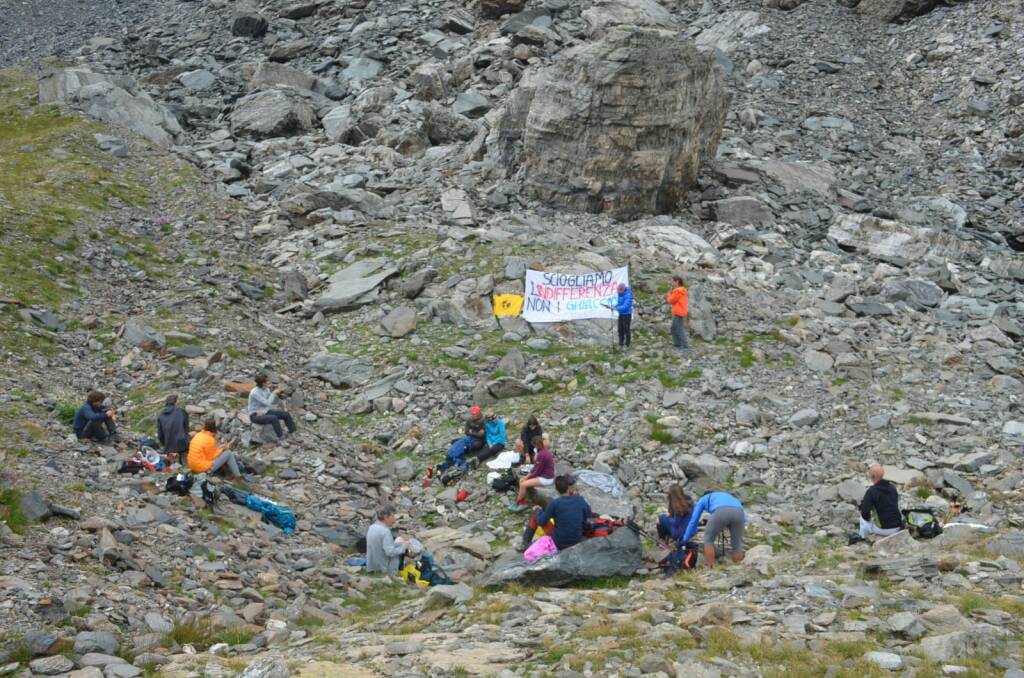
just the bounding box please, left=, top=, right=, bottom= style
left=485, top=450, right=521, bottom=470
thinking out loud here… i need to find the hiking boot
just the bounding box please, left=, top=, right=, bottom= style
left=426, top=466, right=434, bottom=479
left=508, top=501, right=526, bottom=512
left=467, top=457, right=480, bottom=471
left=847, top=534, right=866, bottom=546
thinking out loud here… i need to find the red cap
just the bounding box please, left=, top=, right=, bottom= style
left=469, top=406, right=481, bottom=416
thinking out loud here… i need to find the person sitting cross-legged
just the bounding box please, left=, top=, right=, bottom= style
left=73, top=390, right=118, bottom=443
left=248, top=373, right=296, bottom=443
left=188, top=418, right=242, bottom=480
left=857, top=463, right=903, bottom=540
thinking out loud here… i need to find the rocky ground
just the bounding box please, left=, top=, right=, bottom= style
left=1, top=0, right=1023, bottom=676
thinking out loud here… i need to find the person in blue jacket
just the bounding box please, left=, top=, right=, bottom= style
left=72, top=390, right=118, bottom=442
left=520, top=475, right=592, bottom=551
left=613, top=282, right=633, bottom=349
left=681, top=491, right=747, bottom=566
left=469, top=411, right=507, bottom=467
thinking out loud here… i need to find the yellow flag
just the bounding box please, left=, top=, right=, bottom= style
left=493, top=294, right=524, bottom=318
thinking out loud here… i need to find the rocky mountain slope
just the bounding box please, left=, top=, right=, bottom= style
left=1, top=0, right=1023, bottom=676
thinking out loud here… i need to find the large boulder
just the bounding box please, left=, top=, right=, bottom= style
left=581, top=0, right=675, bottom=35
left=532, top=470, right=634, bottom=518
left=496, top=27, right=728, bottom=219
left=480, top=525, right=642, bottom=587
left=305, top=353, right=373, bottom=387
left=230, top=88, right=318, bottom=139
left=38, top=69, right=183, bottom=147
left=313, top=259, right=398, bottom=313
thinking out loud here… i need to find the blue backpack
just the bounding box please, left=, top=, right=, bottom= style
left=416, top=551, right=454, bottom=586
left=245, top=494, right=296, bottom=535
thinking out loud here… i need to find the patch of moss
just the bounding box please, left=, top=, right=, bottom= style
left=0, top=487, right=27, bottom=534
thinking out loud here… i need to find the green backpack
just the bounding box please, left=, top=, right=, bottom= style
left=903, top=508, right=943, bottom=539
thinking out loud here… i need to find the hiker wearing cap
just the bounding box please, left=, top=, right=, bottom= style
left=681, top=491, right=746, bottom=566
left=248, top=373, right=297, bottom=443
left=666, top=275, right=689, bottom=352
left=73, top=390, right=118, bottom=443
left=520, top=475, right=592, bottom=551
left=157, top=395, right=190, bottom=466
left=188, top=418, right=242, bottom=479
left=366, top=505, right=408, bottom=575
left=514, top=415, right=543, bottom=464
left=613, top=282, right=633, bottom=349
left=465, top=406, right=486, bottom=454
left=510, top=436, right=555, bottom=510
left=857, top=463, right=903, bottom=540
left=469, top=411, right=507, bottom=467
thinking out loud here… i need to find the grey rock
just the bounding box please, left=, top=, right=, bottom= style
left=73, top=631, right=119, bottom=656
left=888, top=611, right=926, bottom=640
left=735, top=404, right=760, bottom=426
left=94, top=134, right=127, bottom=158
left=392, top=458, right=418, bottom=482
left=314, top=525, right=363, bottom=549
left=123, top=318, right=165, bottom=350
left=452, top=90, right=490, bottom=118
left=426, top=582, right=474, bottom=606
left=582, top=0, right=674, bottom=35
left=478, top=0, right=527, bottom=19
left=401, top=268, right=437, bottom=299
left=986, top=532, right=1024, bottom=558
left=313, top=259, right=398, bottom=312
left=708, top=196, right=774, bottom=226
left=500, top=27, right=729, bottom=219
left=143, top=612, right=172, bottom=634
left=837, top=478, right=865, bottom=503
left=481, top=523, right=642, bottom=586
left=21, top=630, right=58, bottom=656
left=28, top=656, right=74, bottom=675
left=863, top=652, right=902, bottom=670
left=239, top=658, right=289, bottom=678
left=19, top=490, right=51, bottom=522
left=495, top=349, right=526, bottom=376
left=281, top=268, right=309, bottom=301
left=177, top=69, right=216, bottom=91
left=788, top=408, right=820, bottom=427
left=245, top=62, right=316, bottom=92
left=230, top=88, right=317, bottom=139
left=125, top=506, right=172, bottom=527
left=105, top=664, right=142, bottom=678
left=858, top=0, right=942, bottom=22
left=22, top=308, right=65, bottom=331
left=941, top=469, right=974, bottom=499
left=804, top=350, right=833, bottom=372
left=342, top=57, right=383, bottom=82
left=168, top=344, right=202, bottom=358
left=305, top=353, right=373, bottom=387
left=380, top=306, right=417, bottom=338
left=79, top=653, right=126, bottom=667
left=232, top=11, right=268, bottom=38
left=880, top=278, right=945, bottom=308
left=482, top=377, right=534, bottom=400
left=918, top=625, right=1008, bottom=662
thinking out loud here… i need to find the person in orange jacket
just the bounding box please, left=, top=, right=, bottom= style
left=666, top=275, right=689, bottom=352
left=188, top=418, right=242, bottom=478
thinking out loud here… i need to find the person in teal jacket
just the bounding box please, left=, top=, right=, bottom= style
left=681, top=491, right=747, bottom=566
left=470, top=412, right=507, bottom=467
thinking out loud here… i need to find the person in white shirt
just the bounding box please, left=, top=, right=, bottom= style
left=247, top=373, right=297, bottom=441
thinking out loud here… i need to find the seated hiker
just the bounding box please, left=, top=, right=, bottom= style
left=858, top=463, right=903, bottom=540
left=188, top=418, right=242, bottom=480
left=366, top=505, right=408, bottom=575
left=509, top=436, right=555, bottom=511
left=465, top=405, right=486, bottom=454
left=521, top=475, right=592, bottom=551
left=469, top=411, right=507, bottom=467
left=73, top=390, right=118, bottom=442
left=157, top=395, right=190, bottom=466
left=514, top=415, right=543, bottom=464
left=657, top=484, right=694, bottom=547
left=681, top=491, right=746, bottom=566
left=434, top=435, right=473, bottom=484
left=248, top=373, right=297, bottom=442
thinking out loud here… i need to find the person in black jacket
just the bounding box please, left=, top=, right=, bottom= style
left=157, top=395, right=191, bottom=466
left=514, top=415, right=543, bottom=464
left=859, top=464, right=903, bottom=539
left=465, top=405, right=486, bottom=454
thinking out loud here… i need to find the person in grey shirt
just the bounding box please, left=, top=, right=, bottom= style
left=248, top=373, right=296, bottom=441
left=365, top=506, right=407, bottom=575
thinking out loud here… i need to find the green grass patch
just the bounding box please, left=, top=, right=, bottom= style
left=0, top=487, right=27, bottom=534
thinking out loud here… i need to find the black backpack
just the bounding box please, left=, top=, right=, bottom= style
left=165, top=474, right=194, bottom=496
left=490, top=469, right=518, bottom=493
left=201, top=480, right=221, bottom=509
left=903, top=508, right=943, bottom=539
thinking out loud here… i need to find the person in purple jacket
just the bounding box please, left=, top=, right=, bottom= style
left=509, top=436, right=554, bottom=511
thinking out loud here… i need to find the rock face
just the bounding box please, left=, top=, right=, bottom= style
left=38, top=69, right=183, bottom=147
left=230, top=88, right=317, bottom=139
left=499, top=27, right=729, bottom=219
left=480, top=525, right=642, bottom=587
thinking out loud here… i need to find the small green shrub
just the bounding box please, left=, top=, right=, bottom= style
left=55, top=401, right=77, bottom=426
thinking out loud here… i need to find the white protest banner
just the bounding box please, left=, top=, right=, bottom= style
left=522, top=266, right=629, bottom=323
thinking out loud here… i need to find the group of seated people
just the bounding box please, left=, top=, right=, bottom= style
left=431, top=407, right=547, bottom=482
left=72, top=372, right=297, bottom=483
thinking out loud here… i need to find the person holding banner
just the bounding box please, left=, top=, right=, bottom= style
left=608, top=282, right=633, bottom=349
left=667, top=276, right=689, bottom=352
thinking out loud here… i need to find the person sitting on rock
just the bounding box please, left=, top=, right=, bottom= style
left=188, top=418, right=242, bottom=480
left=514, top=415, right=543, bottom=464
left=469, top=411, right=507, bottom=467
left=247, top=373, right=297, bottom=443
left=366, top=505, right=408, bottom=575
left=73, top=390, right=118, bottom=443
left=520, top=475, right=592, bottom=552
left=465, top=405, right=486, bottom=454
left=157, top=395, right=190, bottom=466
left=657, top=484, right=694, bottom=547
left=681, top=491, right=746, bottom=566
left=509, top=436, right=555, bottom=511
left=857, top=463, right=903, bottom=540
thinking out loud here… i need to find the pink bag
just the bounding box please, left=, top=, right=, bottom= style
left=524, top=535, right=558, bottom=562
